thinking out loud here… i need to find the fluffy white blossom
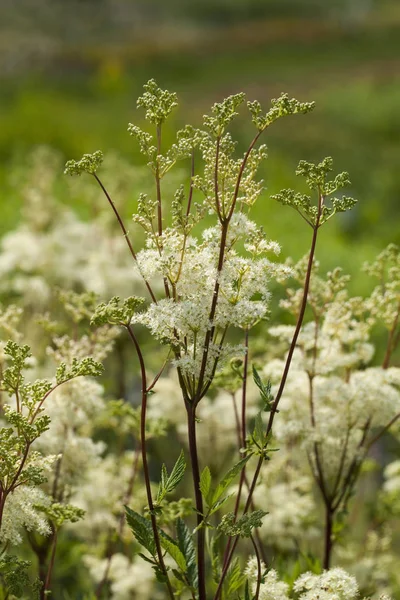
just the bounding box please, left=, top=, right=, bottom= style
left=0, top=486, right=51, bottom=545
left=245, top=558, right=290, bottom=600
left=293, top=568, right=359, bottom=600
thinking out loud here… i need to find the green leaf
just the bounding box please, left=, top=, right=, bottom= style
left=199, top=466, right=212, bottom=502
left=176, top=518, right=198, bottom=590
left=156, top=450, right=186, bottom=505
left=244, top=579, right=252, bottom=600
left=167, top=450, right=186, bottom=492
left=125, top=506, right=156, bottom=557
left=252, top=365, right=273, bottom=411
left=212, top=456, right=251, bottom=506
left=208, top=494, right=235, bottom=517
left=253, top=412, right=265, bottom=447
left=224, top=557, right=245, bottom=597
left=218, top=510, right=268, bottom=538
left=158, top=529, right=187, bottom=572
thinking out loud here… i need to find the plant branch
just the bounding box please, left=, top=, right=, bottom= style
left=93, top=173, right=157, bottom=303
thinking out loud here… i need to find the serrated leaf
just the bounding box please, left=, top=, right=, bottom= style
left=252, top=365, right=273, bottom=411
left=167, top=450, right=186, bottom=492
left=253, top=412, right=265, bottom=446
left=156, top=450, right=186, bottom=505
left=176, top=518, right=198, bottom=590
left=212, top=455, right=250, bottom=506
left=224, top=557, right=245, bottom=597
left=244, top=579, right=252, bottom=600
left=208, top=494, right=235, bottom=516
left=159, top=529, right=187, bottom=572
left=210, top=535, right=221, bottom=584
left=125, top=506, right=156, bottom=556
left=199, top=466, right=212, bottom=502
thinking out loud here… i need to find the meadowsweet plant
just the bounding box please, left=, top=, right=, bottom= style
left=63, top=79, right=378, bottom=600
left=1, top=80, right=398, bottom=599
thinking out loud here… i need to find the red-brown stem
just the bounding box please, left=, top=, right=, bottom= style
left=186, top=403, right=206, bottom=600
left=195, top=130, right=264, bottom=404
left=0, top=490, right=6, bottom=530
left=307, top=373, right=329, bottom=505
left=93, top=173, right=157, bottom=303
left=43, top=529, right=58, bottom=599
left=241, top=329, right=249, bottom=448
left=365, top=412, right=400, bottom=452
left=215, top=196, right=323, bottom=600
left=323, top=505, right=334, bottom=569
left=194, top=222, right=229, bottom=404
left=222, top=330, right=250, bottom=569
left=251, top=534, right=262, bottom=600
left=125, top=324, right=174, bottom=600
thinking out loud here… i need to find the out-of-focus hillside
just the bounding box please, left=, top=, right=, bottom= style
left=0, top=0, right=399, bottom=284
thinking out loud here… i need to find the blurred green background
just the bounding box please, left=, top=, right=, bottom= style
left=1, top=0, right=399, bottom=287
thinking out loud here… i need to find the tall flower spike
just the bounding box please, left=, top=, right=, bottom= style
left=64, top=151, right=104, bottom=176
left=248, top=93, right=315, bottom=131
left=137, top=79, right=178, bottom=126
left=272, top=157, right=357, bottom=227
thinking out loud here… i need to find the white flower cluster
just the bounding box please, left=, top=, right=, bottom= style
left=264, top=259, right=400, bottom=487
left=245, top=559, right=361, bottom=600
left=0, top=486, right=51, bottom=545
left=252, top=453, right=318, bottom=550
left=293, top=568, right=359, bottom=600
left=133, top=215, right=290, bottom=384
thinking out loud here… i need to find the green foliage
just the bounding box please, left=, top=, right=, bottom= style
left=137, top=79, right=178, bottom=126
left=127, top=125, right=156, bottom=159
left=246, top=412, right=278, bottom=460
left=1, top=341, right=32, bottom=392
left=176, top=517, right=198, bottom=591
left=247, top=93, right=315, bottom=131
left=223, top=557, right=245, bottom=597
left=155, top=450, right=186, bottom=507
left=57, top=290, right=100, bottom=324
left=199, top=456, right=251, bottom=528
left=90, top=296, right=144, bottom=327
left=45, top=503, right=86, bottom=528
left=272, top=157, right=357, bottom=227
left=125, top=506, right=157, bottom=557
left=218, top=510, right=267, bottom=538
left=204, top=93, right=246, bottom=136
left=0, top=555, right=41, bottom=599
left=252, top=365, right=274, bottom=412
left=64, top=151, right=104, bottom=176
left=55, top=357, right=104, bottom=385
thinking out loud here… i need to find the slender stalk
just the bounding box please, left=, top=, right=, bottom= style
left=215, top=196, right=323, bottom=600
left=366, top=412, right=400, bottom=451
left=93, top=173, right=157, bottom=303
left=43, top=529, right=58, bottom=599
left=250, top=534, right=262, bottom=600
left=222, top=331, right=250, bottom=570
left=125, top=325, right=174, bottom=600
left=0, top=490, right=7, bottom=530
left=186, top=404, right=206, bottom=600
left=323, top=505, right=334, bottom=569
left=241, top=329, right=249, bottom=448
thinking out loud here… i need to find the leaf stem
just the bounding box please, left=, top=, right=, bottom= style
left=125, top=324, right=174, bottom=600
